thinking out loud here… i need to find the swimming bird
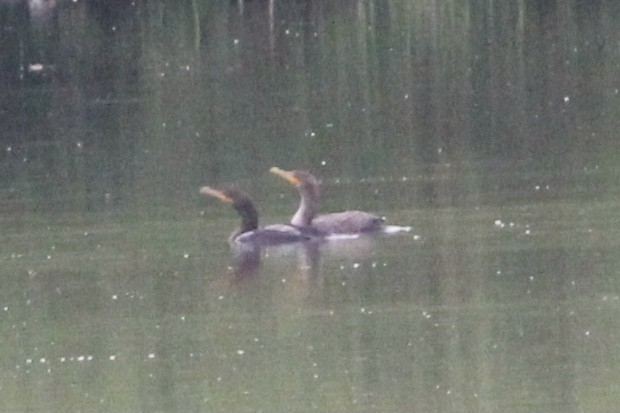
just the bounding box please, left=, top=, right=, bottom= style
left=200, top=186, right=318, bottom=245
left=269, top=167, right=386, bottom=234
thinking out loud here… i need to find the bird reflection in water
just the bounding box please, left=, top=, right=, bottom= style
left=228, top=238, right=322, bottom=284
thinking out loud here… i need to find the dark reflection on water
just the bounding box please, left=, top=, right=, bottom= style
left=1, top=0, right=620, bottom=412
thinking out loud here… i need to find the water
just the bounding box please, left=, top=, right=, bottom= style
left=1, top=1, right=620, bottom=412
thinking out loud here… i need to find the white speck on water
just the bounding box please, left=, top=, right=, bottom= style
left=404, top=93, right=409, bottom=99
left=341, top=281, right=346, bottom=286
left=352, top=262, right=361, bottom=269
left=39, top=358, right=46, bottom=364
left=77, top=356, right=85, bottom=362
left=109, top=355, right=116, bottom=361
left=525, top=229, right=531, bottom=235
left=310, top=131, right=316, bottom=137
left=3, top=307, right=8, bottom=311
left=325, top=123, right=333, bottom=128
left=285, top=29, right=290, bottom=35
left=181, top=315, right=185, bottom=321
left=112, top=295, right=118, bottom=300
left=46, top=255, right=52, bottom=260
left=339, top=265, right=345, bottom=270
left=60, top=357, right=66, bottom=362
left=413, top=234, right=421, bottom=240
left=496, top=270, right=502, bottom=275
left=360, top=307, right=366, bottom=313
left=535, top=185, right=540, bottom=191
left=236, top=349, right=245, bottom=356
left=183, top=253, right=189, bottom=259
left=321, top=160, right=326, bottom=165
left=148, top=353, right=155, bottom=359
left=585, top=330, right=591, bottom=336
left=233, top=38, right=239, bottom=45
left=494, top=219, right=504, bottom=228
left=529, top=276, right=534, bottom=281
left=564, top=96, right=570, bottom=102
left=87, top=355, right=93, bottom=361
left=313, top=374, right=319, bottom=379
left=281, top=278, right=286, bottom=283
left=218, top=295, right=224, bottom=300
left=26, top=359, right=32, bottom=365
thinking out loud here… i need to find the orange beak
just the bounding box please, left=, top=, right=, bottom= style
left=199, top=186, right=233, bottom=203
left=270, top=166, right=300, bottom=187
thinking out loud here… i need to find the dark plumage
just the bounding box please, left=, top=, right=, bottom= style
left=200, top=186, right=318, bottom=245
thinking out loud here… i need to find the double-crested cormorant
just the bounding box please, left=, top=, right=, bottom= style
left=200, top=186, right=317, bottom=245
left=269, top=167, right=385, bottom=234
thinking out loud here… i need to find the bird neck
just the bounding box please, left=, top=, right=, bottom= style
left=235, top=203, right=259, bottom=235
left=291, top=187, right=318, bottom=227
